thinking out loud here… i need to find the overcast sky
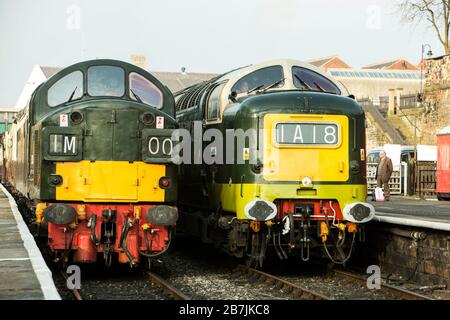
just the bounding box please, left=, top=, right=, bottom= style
left=0, top=0, right=442, bottom=107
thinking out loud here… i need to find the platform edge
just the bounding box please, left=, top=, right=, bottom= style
left=0, top=183, right=61, bottom=300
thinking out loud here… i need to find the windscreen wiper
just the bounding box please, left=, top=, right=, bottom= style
left=67, top=86, right=78, bottom=103
left=261, top=78, right=285, bottom=93
left=313, top=82, right=325, bottom=92
left=247, top=84, right=264, bottom=94
left=130, top=89, right=143, bottom=103
left=293, top=74, right=312, bottom=90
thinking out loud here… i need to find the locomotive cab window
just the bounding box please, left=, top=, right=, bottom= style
left=292, top=66, right=340, bottom=95
left=87, top=66, right=125, bottom=97
left=129, top=72, right=163, bottom=108
left=231, top=65, right=284, bottom=95
left=47, top=71, right=83, bottom=107
left=206, top=82, right=226, bottom=121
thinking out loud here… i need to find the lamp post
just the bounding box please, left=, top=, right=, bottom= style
left=413, top=44, right=432, bottom=195
left=420, top=44, right=433, bottom=100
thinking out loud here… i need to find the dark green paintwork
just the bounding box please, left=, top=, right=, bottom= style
left=12, top=59, right=178, bottom=202
left=176, top=87, right=367, bottom=208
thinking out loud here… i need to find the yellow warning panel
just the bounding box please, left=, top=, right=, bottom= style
left=263, top=113, right=349, bottom=182
left=55, top=161, right=165, bottom=202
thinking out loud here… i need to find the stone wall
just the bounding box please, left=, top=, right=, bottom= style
left=353, top=223, right=450, bottom=286
left=365, top=113, right=391, bottom=151
left=417, top=55, right=450, bottom=143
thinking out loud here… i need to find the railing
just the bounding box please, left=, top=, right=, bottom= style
left=358, top=98, right=405, bottom=145
left=399, top=93, right=419, bottom=109
left=367, top=163, right=403, bottom=195
left=367, top=161, right=437, bottom=198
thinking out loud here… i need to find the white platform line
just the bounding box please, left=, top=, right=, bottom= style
left=374, top=211, right=450, bottom=232
left=0, top=184, right=61, bottom=300
left=0, top=258, right=30, bottom=262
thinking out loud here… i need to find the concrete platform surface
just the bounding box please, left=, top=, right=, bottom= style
left=370, top=196, right=450, bottom=231
left=0, top=184, right=60, bottom=300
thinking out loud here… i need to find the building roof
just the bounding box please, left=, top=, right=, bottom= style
left=328, top=68, right=422, bottom=80
left=306, top=55, right=351, bottom=69
left=0, top=107, right=19, bottom=112
left=40, top=66, right=62, bottom=78
left=152, top=71, right=218, bottom=92
left=362, top=58, right=419, bottom=70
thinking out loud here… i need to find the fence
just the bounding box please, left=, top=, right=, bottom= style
left=367, top=163, right=404, bottom=195
left=415, top=161, right=437, bottom=198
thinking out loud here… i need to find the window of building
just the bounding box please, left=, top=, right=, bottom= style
left=129, top=72, right=163, bottom=108
left=206, top=82, right=226, bottom=121
left=292, top=66, right=340, bottom=94
left=87, top=66, right=125, bottom=97
left=47, top=71, right=83, bottom=107
left=231, top=65, right=284, bottom=95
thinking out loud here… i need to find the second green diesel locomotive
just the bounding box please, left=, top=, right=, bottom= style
left=174, top=59, right=374, bottom=266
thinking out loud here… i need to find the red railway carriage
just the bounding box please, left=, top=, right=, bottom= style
left=437, top=126, right=450, bottom=200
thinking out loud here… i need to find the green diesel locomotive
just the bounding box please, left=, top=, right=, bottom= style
left=3, top=59, right=178, bottom=267
left=174, top=59, right=374, bottom=266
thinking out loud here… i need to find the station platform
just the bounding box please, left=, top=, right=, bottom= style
left=0, top=184, right=60, bottom=300
left=370, top=196, right=450, bottom=231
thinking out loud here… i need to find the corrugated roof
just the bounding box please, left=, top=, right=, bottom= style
left=152, top=71, right=218, bottom=92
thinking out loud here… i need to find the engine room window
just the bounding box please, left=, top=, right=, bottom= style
left=207, top=82, right=226, bottom=121
left=47, top=71, right=83, bottom=107
left=231, top=65, right=284, bottom=95
left=87, top=66, right=125, bottom=97
left=129, top=72, right=163, bottom=108
left=292, top=66, right=340, bottom=95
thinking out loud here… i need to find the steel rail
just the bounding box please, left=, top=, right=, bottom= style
left=147, top=271, right=191, bottom=300
left=60, top=271, right=82, bottom=300
left=334, top=270, right=433, bottom=300
left=237, top=265, right=330, bottom=300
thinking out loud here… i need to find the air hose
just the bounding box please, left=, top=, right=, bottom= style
left=121, top=216, right=137, bottom=266
left=322, top=213, right=356, bottom=265
left=62, top=227, right=75, bottom=264
left=137, top=222, right=173, bottom=258
left=89, top=215, right=99, bottom=246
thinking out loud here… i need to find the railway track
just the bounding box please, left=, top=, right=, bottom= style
left=147, top=271, right=191, bottom=300
left=235, top=265, right=330, bottom=300
left=236, top=265, right=433, bottom=300
left=333, top=270, right=433, bottom=300
left=60, top=271, right=83, bottom=300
